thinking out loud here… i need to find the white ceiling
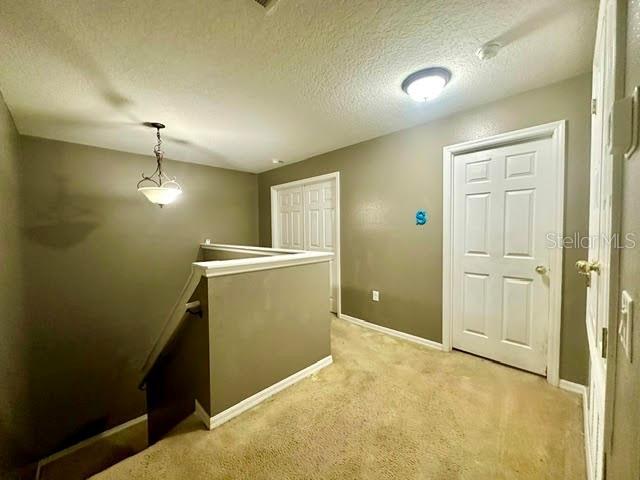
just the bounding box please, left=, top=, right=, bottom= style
left=0, top=0, right=597, bottom=173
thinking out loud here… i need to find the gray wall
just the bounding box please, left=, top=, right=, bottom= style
left=13, top=136, right=258, bottom=467
left=607, top=0, right=640, bottom=477
left=209, top=262, right=332, bottom=414
left=0, top=93, right=29, bottom=477
left=259, top=73, right=592, bottom=384
left=145, top=260, right=331, bottom=441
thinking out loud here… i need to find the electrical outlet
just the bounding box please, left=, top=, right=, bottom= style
left=619, top=290, right=633, bottom=361
left=372, top=290, right=379, bottom=302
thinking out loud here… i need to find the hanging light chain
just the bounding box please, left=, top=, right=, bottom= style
left=154, top=126, right=164, bottom=186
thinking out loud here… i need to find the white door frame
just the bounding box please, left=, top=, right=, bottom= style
left=442, top=121, right=566, bottom=386
left=270, top=172, right=342, bottom=316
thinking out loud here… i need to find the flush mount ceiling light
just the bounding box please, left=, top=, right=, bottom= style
left=137, top=123, right=182, bottom=207
left=402, top=67, right=451, bottom=102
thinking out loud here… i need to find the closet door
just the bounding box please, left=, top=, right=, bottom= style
left=303, top=181, right=337, bottom=312
left=276, top=187, right=303, bottom=250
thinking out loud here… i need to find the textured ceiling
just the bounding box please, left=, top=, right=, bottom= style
left=0, top=0, right=597, bottom=172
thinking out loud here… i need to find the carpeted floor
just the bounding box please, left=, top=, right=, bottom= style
left=93, top=317, right=585, bottom=480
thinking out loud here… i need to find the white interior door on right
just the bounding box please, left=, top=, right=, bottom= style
left=451, top=138, right=556, bottom=375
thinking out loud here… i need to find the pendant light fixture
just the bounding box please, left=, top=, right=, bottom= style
left=137, top=122, right=182, bottom=207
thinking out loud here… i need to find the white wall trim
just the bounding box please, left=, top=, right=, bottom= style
left=195, top=250, right=334, bottom=277
left=559, top=379, right=588, bottom=396
left=35, top=414, right=147, bottom=479
left=339, top=313, right=443, bottom=351
left=442, top=120, right=566, bottom=387
left=270, top=171, right=342, bottom=316
left=200, top=243, right=303, bottom=255
left=195, top=355, right=333, bottom=430
left=269, top=172, right=342, bottom=190
left=559, top=379, right=592, bottom=480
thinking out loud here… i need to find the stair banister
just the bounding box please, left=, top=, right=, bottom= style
left=140, top=264, right=206, bottom=383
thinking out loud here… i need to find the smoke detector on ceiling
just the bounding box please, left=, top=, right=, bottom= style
left=253, top=0, right=280, bottom=12
left=476, top=41, right=502, bottom=61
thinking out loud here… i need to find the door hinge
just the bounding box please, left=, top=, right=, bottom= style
left=610, top=86, right=640, bottom=159
left=602, top=327, right=608, bottom=358
left=592, top=98, right=597, bottom=115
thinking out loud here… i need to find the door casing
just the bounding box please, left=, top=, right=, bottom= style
left=270, top=172, right=341, bottom=316
left=442, top=121, right=566, bottom=386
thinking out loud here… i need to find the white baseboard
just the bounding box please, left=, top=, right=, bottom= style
left=559, top=379, right=591, bottom=480
left=583, top=396, right=593, bottom=480
left=35, top=414, right=147, bottom=479
left=558, top=379, right=587, bottom=396
left=339, top=313, right=443, bottom=351
left=196, top=355, right=333, bottom=430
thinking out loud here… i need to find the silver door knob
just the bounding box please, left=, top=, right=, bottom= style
left=535, top=265, right=547, bottom=274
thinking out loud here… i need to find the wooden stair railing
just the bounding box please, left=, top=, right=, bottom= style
left=140, top=264, right=206, bottom=387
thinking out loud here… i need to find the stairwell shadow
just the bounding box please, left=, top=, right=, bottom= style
left=5, top=2, right=232, bottom=169
left=22, top=176, right=101, bottom=249
left=488, top=2, right=583, bottom=50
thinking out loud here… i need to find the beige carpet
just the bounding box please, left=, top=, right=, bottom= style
left=93, top=317, right=585, bottom=480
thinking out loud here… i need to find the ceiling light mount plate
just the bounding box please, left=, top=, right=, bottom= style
left=143, top=122, right=166, bottom=130
left=402, top=67, right=452, bottom=102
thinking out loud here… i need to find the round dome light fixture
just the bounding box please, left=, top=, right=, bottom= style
left=402, top=67, right=451, bottom=102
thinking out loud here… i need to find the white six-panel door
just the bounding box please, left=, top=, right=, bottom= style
left=277, top=187, right=303, bottom=250
left=584, top=1, right=618, bottom=478
left=452, top=138, right=555, bottom=374
left=585, top=11, right=606, bottom=480
left=303, top=181, right=337, bottom=312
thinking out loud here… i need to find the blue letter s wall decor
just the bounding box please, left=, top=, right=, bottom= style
left=416, top=210, right=428, bottom=225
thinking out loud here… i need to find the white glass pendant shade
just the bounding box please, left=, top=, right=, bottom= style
left=138, top=185, right=182, bottom=206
